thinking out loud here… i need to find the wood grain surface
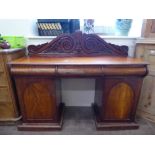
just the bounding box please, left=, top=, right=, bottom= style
left=10, top=56, right=148, bottom=65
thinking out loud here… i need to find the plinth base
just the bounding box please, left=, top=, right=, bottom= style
left=95, top=121, right=139, bottom=130
left=92, top=103, right=139, bottom=130
left=18, top=122, right=63, bottom=131
left=18, top=104, right=64, bottom=131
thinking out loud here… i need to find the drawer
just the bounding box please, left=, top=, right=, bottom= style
left=0, top=87, right=11, bottom=102
left=144, top=48, right=155, bottom=70
left=136, top=48, right=155, bottom=70
left=0, top=72, right=8, bottom=87
left=147, top=50, right=155, bottom=70
left=58, top=66, right=103, bottom=76
left=0, top=55, right=4, bottom=73
left=0, top=101, right=14, bottom=118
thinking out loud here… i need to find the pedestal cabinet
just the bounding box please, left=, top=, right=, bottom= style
left=135, top=41, right=155, bottom=122
left=94, top=76, right=144, bottom=129
left=14, top=75, right=63, bottom=130
left=0, top=48, right=25, bottom=122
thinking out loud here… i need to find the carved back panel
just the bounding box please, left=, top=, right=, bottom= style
left=28, top=31, right=128, bottom=57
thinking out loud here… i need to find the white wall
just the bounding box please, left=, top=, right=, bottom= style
left=0, top=19, right=38, bottom=36
left=0, top=19, right=137, bottom=107
left=61, top=78, right=95, bottom=106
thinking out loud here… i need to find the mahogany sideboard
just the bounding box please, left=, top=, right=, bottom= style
left=9, top=32, right=148, bottom=131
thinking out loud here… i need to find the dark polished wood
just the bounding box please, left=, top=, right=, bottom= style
left=93, top=76, right=144, bottom=130
left=10, top=57, right=147, bottom=76
left=13, top=75, right=63, bottom=130
left=10, top=32, right=148, bottom=130
left=10, top=56, right=147, bottom=65
left=28, top=31, right=128, bottom=57
left=10, top=56, right=147, bottom=130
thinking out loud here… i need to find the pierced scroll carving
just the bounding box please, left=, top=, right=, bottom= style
left=28, top=31, right=128, bottom=57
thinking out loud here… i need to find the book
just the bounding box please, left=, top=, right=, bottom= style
left=37, top=19, right=69, bottom=35
left=37, top=22, right=63, bottom=36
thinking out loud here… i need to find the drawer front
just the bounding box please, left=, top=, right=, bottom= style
left=136, top=45, right=155, bottom=70
left=0, top=87, right=11, bottom=102
left=0, top=101, right=15, bottom=118
left=143, top=46, right=155, bottom=69
left=146, top=49, right=155, bottom=70
left=0, top=55, right=4, bottom=73
left=58, top=66, right=103, bottom=76
left=0, top=73, right=8, bottom=87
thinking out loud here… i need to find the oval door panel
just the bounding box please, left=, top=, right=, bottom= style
left=105, top=82, right=134, bottom=120
left=23, top=82, right=56, bottom=120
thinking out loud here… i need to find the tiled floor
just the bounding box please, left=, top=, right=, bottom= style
left=0, top=107, right=155, bottom=135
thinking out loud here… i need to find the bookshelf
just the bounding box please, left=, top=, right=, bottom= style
left=37, top=19, right=80, bottom=36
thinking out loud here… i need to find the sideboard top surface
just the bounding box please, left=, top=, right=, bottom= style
left=10, top=56, right=148, bottom=66
left=9, top=32, right=148, bottom=66
left=0, top=48, right=25, bottom=54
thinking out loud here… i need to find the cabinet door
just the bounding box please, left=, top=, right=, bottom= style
left=141, top=19, right=155, bottom=37
left=14, top=76, right=60, bottom=123
left=102, top=77, right=143, bottom=121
